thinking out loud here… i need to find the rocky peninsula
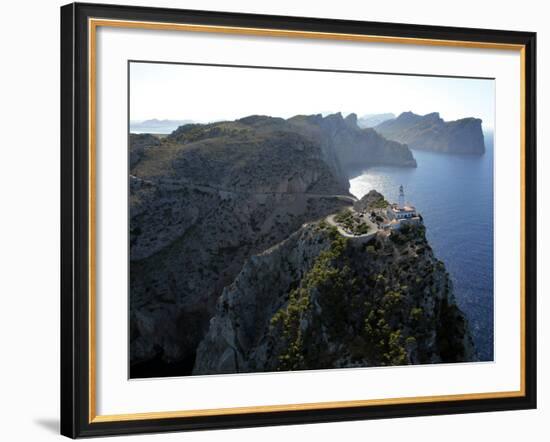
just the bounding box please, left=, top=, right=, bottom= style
left=374, top=111, right=486, bottom=154
left=194, top=191, right=476, bottom=374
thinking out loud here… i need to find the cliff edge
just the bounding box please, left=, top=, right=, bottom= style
left=194, top=193, right=476, bottom=374
left=375, top=111, right=485, bottom=154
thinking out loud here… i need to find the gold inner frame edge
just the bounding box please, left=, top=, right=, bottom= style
left=87, top=17, right=527, bottom=424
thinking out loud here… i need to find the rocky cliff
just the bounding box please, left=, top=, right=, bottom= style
left=129, top=133, right=161, bottom=168
left=374, top=112, right=485, bottom=154
left=129, top=114, right=417, bottom=377
left=194, top=201, right=476, bottom=374
left=130, top=119, right=355, bottom=376
left=287, top=112, right=417, bottom=174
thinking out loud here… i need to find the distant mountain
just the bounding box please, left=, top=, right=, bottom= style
left=374, top=112, right=485, bottom=154
left=357, top=113, right=396, bottom=128
left=130, top=119, right=194, bottom=134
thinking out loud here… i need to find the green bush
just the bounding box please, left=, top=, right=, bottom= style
left=334, top=209, right=370, bottom=235
left=410, top=307, right=423, bottom=322
left=370, top=199, right=389, bottom=209
left=271, top=233, right=350, bottom=370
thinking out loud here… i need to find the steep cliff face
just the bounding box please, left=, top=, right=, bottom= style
left=287, top=112, right=417, bottom=174
left=375, top=112, right=486, bottom=154
left=129, top=133, right=161, bottom=168
left=194, top=212, right=476, bottom=375
left=129, top=122, right=352, bottom=376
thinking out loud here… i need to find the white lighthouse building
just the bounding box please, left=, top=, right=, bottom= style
left=398, top=184, right=405, bottom=209
left=387, top=185, right=418, bottom=222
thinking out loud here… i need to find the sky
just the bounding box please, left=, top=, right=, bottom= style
left=130, top=61, right=495, bottom=130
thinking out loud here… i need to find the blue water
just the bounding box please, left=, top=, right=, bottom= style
left=349, top=134, right=494, bottom=361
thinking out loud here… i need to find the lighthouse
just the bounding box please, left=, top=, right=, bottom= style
left=398, top=185, right=405, bottom=209
left=385, top=185, right=419, bottom=226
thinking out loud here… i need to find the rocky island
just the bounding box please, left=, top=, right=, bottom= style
left=374, top=111, right=486, bottom=154
left=129, top=113, right=474, bottom=377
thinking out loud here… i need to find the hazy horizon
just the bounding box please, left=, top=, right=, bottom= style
left=129, top=111, right=495, bottom=132
left=130, top=62, right=495, bottom=130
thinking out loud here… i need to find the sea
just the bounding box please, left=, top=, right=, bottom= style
left=349, top=133, right=494, bottom=361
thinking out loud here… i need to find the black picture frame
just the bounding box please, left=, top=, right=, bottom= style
left=61, top=2, right=537, bottom=438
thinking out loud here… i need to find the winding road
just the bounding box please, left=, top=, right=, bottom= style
left=132, top=175, right=359, bottom=204
left=325, top=213, right=380, bottom=241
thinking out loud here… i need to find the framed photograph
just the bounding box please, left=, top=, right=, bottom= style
left=60, top=2, right=536, bottom=438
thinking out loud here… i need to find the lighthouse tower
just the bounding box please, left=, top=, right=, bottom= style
left=398, top=185, right=405, bottom=209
